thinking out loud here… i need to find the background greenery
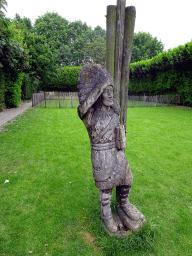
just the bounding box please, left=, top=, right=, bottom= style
left=1, top=1, right=191, bottom=108
left=129, top=41, right=192, bottom=106
left=0, top=105, right=192, bottom=255
left=1, top=0, right=165, bottom=110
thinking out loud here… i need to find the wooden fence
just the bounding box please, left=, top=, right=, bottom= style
left=32, top=92, right=182, bottom=108
left=128, top=94, right=182, bottom=106
left=32, top=91, right=45, bottom=107
left=32, top=91, right=79, bottom=108
left=44, top=92, right=79, bottom=108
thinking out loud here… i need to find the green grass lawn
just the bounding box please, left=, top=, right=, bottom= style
left=0, top=105, right=192, bottom=255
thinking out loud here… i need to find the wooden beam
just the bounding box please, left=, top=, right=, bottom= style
left=120, top=6, right=136, bottom=129
left=106, top=5, right=117, bottom=79
left=114, top=0, right=126, bottom=103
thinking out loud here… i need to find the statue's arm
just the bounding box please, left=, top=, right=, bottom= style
left=78, top=83, right=107, bottom=120
left=78, top=106, right=94, bottom=129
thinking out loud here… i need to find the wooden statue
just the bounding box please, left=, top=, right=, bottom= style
left=77, top=64, right=145, bottom=235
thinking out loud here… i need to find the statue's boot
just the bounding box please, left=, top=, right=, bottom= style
left=99, top=189, right=117, bottom=233
left=117, top=185, right=144, bottom=221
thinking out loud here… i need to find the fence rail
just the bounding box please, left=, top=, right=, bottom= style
left=32, top=92, right=182, bottom=108
left=128, top=94, right=182, bottom=106
left=44, top=92, right=79, bottom=108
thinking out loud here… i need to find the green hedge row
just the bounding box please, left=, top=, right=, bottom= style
left=0, top=72, right=5, bottom=111
left=129, top=41, right=192, bottom=105
left=5, top=73, right=24, bottom=108
left=21, top=73, right=39, bottom=100
left=50, top=66, right=82, bottom=92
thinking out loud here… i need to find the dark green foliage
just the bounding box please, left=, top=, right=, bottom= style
left=34, top=12, right=69, bottom=50
left=12, top=12, right=106, bottom=97
left=129, top=41, right=192, bottom=105
left=15, top=14, right=34, bottom=31
left=81, top=37, right=106, bottom=66
left=51, top=66, right=81, bottom=92
left=0, top=19, right=29, bottom=76
left=23, top=31, right=56, bottom=92
left=0, top=18, right=29, bottom=109
left=34, top=13, right=106, bottom=66
left=0, top=71, right=5, bottom=111
left=21, top=73, right=39, bottom=100
left=5, top=73, right=24, bottom=107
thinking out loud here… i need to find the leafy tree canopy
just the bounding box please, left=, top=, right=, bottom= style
left=0, top=18, right=29, bottom=78
left=15, top=14, right=33, bottom=31
left=25, top=32, right=55, bottom=84
left=33, top=12, right=106, bottom=66
left=131, top=32, right=164, bottom=63
left=81, top=37, right=106, bottom=66
left=34, top=12, right=69, bottom=51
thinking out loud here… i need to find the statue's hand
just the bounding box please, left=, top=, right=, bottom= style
left=115, top=124, right=127, bottom=150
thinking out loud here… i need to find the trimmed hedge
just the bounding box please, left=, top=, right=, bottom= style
left=129, top=41, right=192, bottom=105
left=50, top=66, right=81, bottom=92
left=21, top=73, right=39, bottom=100
left=5, top=73, right=24, bottom=108
left=0, top=73, right=5, bottom=111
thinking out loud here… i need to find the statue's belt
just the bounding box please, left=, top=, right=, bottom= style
left=91, top=141, right=116, bottom=151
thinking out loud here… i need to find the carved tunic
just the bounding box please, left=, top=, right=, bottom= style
left=82, top=104, right=133, bottom=190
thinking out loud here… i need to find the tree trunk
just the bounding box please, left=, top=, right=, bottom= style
left=120, top=6, right=136, bottom=130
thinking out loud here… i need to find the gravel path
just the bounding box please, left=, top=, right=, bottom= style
left=0, top=102, right=32, bottom=128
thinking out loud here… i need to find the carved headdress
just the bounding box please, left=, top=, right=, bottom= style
left=77, top=64, right=114, bottom=119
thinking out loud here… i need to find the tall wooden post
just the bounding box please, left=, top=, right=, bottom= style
left=106, top=0, right=136, bottom=130
left=106, top=5, right=117, bottom=79
left=114, top=0, right=126, bottom=103
left=120, top=6, right=136, bottom=130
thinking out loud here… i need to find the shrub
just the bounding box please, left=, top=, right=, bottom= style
left=21, top=73, right=39, bottom=100
left=5, top=73, right=24, bottom=108
left=50, top=66, right=81, bottom=92
left=0, top=71, right=5, bottom=111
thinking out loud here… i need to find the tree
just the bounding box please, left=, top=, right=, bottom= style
left=94, top=25, right=106, bottom=39
left=82, top=37, right=106, bottom=66
left=34, top=13, right=106, bottom=66
left=15, top=14, right=33, bottom=31
left=23, top=31, right=56, bottom=91
left=131, top=32, right=164, bottom=63
left=0, top=19, right=29, bottom=78
left=0, top=18, right=30, bottom=108
left=34, top=12, right=69, bottom=51
left=54, top=44, right=72, bottom=66
left=14, top=14, right=57, bottom=93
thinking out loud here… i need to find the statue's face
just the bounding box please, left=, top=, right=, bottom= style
left=102, top=85, right=113, bottom=107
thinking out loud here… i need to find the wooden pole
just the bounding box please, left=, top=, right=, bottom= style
left=114, top=0, right=126, bottom=103
left=106, top=5, right=117, bottom=79
left=120, top=6, right=136, bottom=130
left=71, top=95, right=73, bottom=108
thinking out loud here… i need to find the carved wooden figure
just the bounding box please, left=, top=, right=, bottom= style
left=77, top=64, right=145, bottom=235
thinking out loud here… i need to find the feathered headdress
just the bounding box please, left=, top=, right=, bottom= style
left=77, top=64, right=114, bottom=119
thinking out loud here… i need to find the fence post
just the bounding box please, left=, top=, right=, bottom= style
left=144, top=93, right=146, bottom=107
left=71, top=95, right=73, bottom=108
